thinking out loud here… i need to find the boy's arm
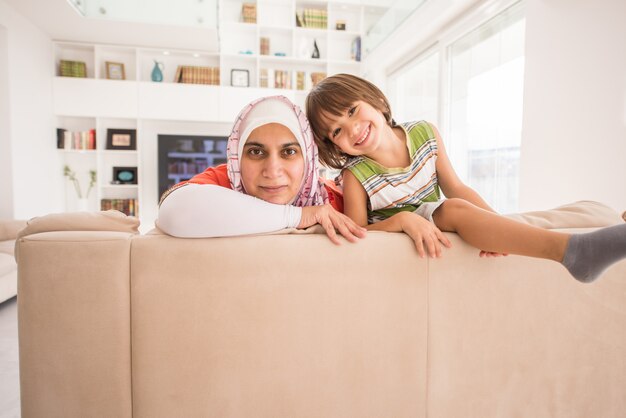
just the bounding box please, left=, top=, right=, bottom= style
left=342, top=169, right=451, bottom=258
left=342, top=169, right=370, bottom=227
left=430, top=123, right=496, bottom=213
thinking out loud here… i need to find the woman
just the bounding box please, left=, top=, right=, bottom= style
left=157, top=95, right=366, bottom=244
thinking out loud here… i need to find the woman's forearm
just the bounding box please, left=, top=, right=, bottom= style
left=157, top=184, right=302, bottom=237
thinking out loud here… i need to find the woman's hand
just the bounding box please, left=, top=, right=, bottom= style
left=299, top=204, right=367, bottom=245
left=394, top=211, right=452, bottom=258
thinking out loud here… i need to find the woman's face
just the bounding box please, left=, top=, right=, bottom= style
left=240, top=123, right=305, bottom=204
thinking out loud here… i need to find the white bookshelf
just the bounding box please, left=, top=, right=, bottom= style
left=219, top=0, right=365, bottom=89
left=50, top=0, right=383, bottom=230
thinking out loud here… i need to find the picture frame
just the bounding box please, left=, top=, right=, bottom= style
left=112, top=166, right=138, bottom=185
left=106, top=129, right=136, bottom=150
left=105, top=61, right=126, bottom=80
left=231, top=69, right=250, bottom=87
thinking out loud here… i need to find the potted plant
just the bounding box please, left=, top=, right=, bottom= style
left=63, top=165, right=97, bottom=211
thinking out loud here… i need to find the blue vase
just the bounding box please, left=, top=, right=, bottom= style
left=151, top=61, right=164, bottom=82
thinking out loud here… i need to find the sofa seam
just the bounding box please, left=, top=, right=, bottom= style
left=128, top=235, right=135, bottom=418
left=425, top=256, right=430, bottom=418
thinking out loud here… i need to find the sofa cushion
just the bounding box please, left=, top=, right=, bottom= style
left=0, top=219, right=27, bottom=241
left=0, top=253, right=16, bottom=277
left=0, top=240, right=15, bottom=257
left=506, top=200, right=622, bottom=228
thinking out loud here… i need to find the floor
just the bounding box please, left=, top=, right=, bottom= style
left=0, top=297, right=20, bottom=418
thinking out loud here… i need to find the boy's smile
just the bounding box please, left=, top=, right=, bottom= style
left=327, top=101, right=386, bottom=156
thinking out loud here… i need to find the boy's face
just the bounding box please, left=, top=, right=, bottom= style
left=324, top=100, right=387, bottom=157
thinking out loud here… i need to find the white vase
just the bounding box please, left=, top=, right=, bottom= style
left=77, top=198, right=89, bottom=212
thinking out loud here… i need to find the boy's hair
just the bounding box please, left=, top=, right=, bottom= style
left=305, top=74, right=394, bottom=169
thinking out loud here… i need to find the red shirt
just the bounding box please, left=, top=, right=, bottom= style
left=165, top=164, right=344, bottom=212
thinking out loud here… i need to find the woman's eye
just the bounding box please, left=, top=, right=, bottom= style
left=348, top=106, right=357, bottom=116
left=247, top=148, right=263, bottom=156
left=282, top=148, right=298, bottom=157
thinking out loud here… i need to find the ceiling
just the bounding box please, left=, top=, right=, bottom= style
left=4, top=0, right=220, bottom=52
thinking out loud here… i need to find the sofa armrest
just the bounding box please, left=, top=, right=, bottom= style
left=17, top=230, right=134, bottom=417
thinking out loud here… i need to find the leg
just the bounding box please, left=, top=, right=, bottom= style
left=432, top=198, right=568, bottom=261
left=433, top=199, right=626, bottom=283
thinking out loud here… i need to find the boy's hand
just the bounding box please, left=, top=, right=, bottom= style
left=396, top=212, right=452, bottom=258
left=299, top=204, right=367, bottom=245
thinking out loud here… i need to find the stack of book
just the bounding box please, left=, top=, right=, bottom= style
left=351, top=36, right=362, bottom=62
left=301, top=9, right=327, bottom=29
left=57, top=128, right=96, bottom=150
left=242, top=3, right=257, bottom=23
left=59, top=60, right=87, bottom=78
left=259, top=69, right=291, bottom=89
left=174, top=66, right=220, bottom=85
left=100, top=199, right=138, bottom=217
left=260, top=37, right=270, bottom=55
left=311, top=72, right=327, bottom=87
left=296, top=71, right=306, bottom=90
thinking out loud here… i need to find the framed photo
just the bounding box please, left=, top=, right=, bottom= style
left=112, top=166, right=138, bottom=184
left=105, top=61, right=126, bottom=80
left=231, top=69, right=249, bottom=87
left=106, top=129, right=136, bottom=150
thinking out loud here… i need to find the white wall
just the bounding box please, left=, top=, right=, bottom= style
left=0, top=0, right=59, bottom=220
left=518, top=0, right=626, bottom=212
left=0, top=25, right=13, bottom=218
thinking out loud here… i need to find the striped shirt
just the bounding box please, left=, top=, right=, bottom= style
left=344, top=121, right=441, bottom=223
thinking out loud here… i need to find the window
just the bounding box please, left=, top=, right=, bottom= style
left=447, top=2, right=526, bottom=213
left=390, top=50, right=440, bottom=124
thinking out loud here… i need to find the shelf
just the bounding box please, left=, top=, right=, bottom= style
left=102, top=184, right=139, bottom=189
left=294, top=27, right=328, bottom=36
left=167, top=152, right=214, bottom=158
left=58, top=149, right=97, bottom=154
left=101, top=150, right=138, bottom=155
left=259, top=55, right=327, bottom=66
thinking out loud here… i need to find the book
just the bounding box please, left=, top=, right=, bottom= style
left=351, top=36, right=361, bottom=62
left=311, top=72, right=326, bottom=87
left=174, top=66, right=220, bottom=85
left=59, top=60, right=87, bottom=78
left=100, top=198, right=139, bottom=217
left=259, top=68, right=269, bottom=88
left=58, top=128, right=96, bottom=150
left=260, top=37, right=270, bottom=55
left=296, top=71, right=305, bottom=90
left=242, top=3, right=257, bottom=23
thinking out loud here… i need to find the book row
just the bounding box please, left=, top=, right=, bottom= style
left=101, top=199, right=139, bottom=217
left=297, top=9, right=328, bottom=29
left=174, top=66, right=220, bottom=85
left=260, top=69, right=327, bottom=90
left=57, top=128, right=96, bottom=150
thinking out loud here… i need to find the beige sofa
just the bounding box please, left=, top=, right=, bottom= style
left=0, top=219, right=27, bottom=304
left=15, top=203, right=626, bottom=418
